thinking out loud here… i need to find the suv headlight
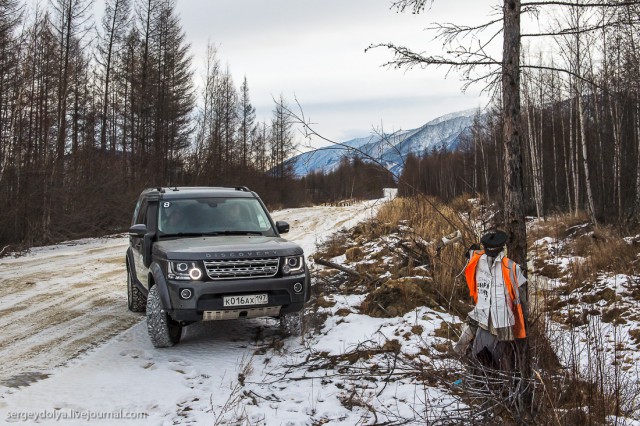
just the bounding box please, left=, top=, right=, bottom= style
left=168, top=261, right=203, bottom=281
left=282, top=255, right=304, bottom=275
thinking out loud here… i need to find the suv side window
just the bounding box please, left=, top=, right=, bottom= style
left=135, top=199, right=149, bottom=225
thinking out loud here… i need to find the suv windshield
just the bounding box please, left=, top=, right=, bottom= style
left=158, top=197, right=276, bottom=237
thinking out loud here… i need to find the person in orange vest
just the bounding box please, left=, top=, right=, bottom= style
left=453, top=230, right=528, bottom=370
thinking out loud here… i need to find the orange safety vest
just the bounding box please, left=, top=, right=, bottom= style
left=464, top=250, right=527, bottom=339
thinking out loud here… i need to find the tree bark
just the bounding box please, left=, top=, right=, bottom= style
left=577, top=84, right=597, bottom=223
left=502, top=0, right=527, bottom=268
left=636, top=99, right=640, bottom=214
left=524, top=82, right=544, bottom=218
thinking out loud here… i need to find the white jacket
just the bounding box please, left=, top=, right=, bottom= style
left=467, top=251, right=527, bottom=330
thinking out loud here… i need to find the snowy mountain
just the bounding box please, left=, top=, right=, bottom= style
left=288, top=108, right=480, bottom=177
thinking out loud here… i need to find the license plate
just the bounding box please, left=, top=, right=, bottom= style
left=223, top=294, right=268, bottom=307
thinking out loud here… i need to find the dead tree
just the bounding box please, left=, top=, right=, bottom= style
left=369, top=0, right=528, bottom=266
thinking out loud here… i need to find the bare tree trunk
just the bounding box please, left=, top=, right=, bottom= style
left=100, top=0, right=123, bottom=152
left=481, top=131, right=491, bottom=201
left=524, top=83, right=544, bottom=218
left=473, top=135, right=478, bottom=194
left=610, top=98, right=623, bottom=220
left=577, top=83, right=597, bottom=223
left=561, top=96, right=573, bottom=213
left=538, top=79, right=545, bottom=218
left=636, top=99, right=640, bottom=214
left=503, top=1, right=532, bottom=391
left=502, top=0, right=527, bottom=268
left=569, top=95, right=580, bottom=216
left=54, top=0, right=74, bottom=190
left=551, top=99, right=559, bottom=207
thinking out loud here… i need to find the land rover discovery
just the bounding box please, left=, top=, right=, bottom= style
left=125, top=187, right=310, bottom=347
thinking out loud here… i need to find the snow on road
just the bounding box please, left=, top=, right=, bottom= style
left=0, top=237, right=141, bottom=388
left=0, top=191, right=395, bottom=425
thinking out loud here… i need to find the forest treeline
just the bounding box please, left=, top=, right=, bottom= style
left=302, top=157, right=395, bottom=204
left=0, top=0, right=391, bottom=249
left=399, top=3, right=640, bottom=225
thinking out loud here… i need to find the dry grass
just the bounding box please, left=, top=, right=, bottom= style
left=360, top=277, right=444, bottom=318
left=376, top=196, right=475, bottom=312
left=563, top=230, right=640, bottom=284
left=448, top=193, right=481, bottom=214
left=313, top=195, right=477, bottom=320
left=400, top=202, right=640, bottom=422
left=320, top=230, right=350, bottom=259
left=589, top=237, right=639, bottom=275
left=528, top=211, right=591, bottom=243
left=528, top=215, right=640, bottom=423
left=529, top=211, right=640, bottom=283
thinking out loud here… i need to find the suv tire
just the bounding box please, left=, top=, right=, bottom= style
left=146, top=285, right=182, bottom=347
left=127, top=267, right=147, bottom=313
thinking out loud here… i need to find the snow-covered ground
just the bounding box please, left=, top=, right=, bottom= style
left=0, top=190, right=399, bottom=425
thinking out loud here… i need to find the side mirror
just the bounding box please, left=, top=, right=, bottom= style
left=128, top=223, right=147, bottom=238
left=276, top=221, right=290, bottom=234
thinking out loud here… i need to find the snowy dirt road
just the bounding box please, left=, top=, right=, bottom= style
left=0, top=237, right=141, bottom=388
left=0, top=193, right=393, bottom=424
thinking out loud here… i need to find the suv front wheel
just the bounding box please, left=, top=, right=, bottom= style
left=146, top=285, right=182, bottom=347
left=127, top=266, right=147, bottom=313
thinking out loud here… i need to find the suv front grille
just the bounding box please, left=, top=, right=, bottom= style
left=203, top=257, right=280, bottom=280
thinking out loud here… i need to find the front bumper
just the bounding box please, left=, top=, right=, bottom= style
left=166, top=273, right=310, bottom=322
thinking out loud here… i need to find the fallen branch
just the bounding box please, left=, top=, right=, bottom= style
left=315, top=258, right=376, bottom=282
left=398, top=241, right=431, bottom=266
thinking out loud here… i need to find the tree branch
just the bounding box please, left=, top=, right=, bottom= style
left=284, top=97, right=477, bottom=236
left=430, top=17, right=503, bottom=39
left=522, top=20, right=628, bottom=37
left=391, top=0, right=433, bottom=14
left=522, top=0, right=640, bottom=7
left=366, top=43, right=500, bottom=68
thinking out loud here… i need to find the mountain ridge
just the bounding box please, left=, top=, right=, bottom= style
left=287, top=108, right=481, bottom=177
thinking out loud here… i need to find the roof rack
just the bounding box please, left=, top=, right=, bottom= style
left=234, top=186, right=251, bottom=192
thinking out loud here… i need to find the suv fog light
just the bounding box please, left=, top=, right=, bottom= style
left=180, top=288, right=192, bottom=299
left=293, top=282, right=303, bottom=293
left=189, top=268, right=203, bottom=280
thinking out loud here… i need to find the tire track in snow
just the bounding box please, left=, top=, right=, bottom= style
left=0, top=238, right=140, bottom=386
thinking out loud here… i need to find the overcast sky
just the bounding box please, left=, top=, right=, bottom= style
left=170, top=0, right=501, bottom=147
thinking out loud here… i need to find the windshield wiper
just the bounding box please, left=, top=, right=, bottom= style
left=159, top=230, right=263, bottom=238
left=159, top=232, right=208, bottom=238
left=216, top=231, right=263, bottom=236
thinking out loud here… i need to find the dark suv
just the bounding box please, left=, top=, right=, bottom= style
left=126, top=187, right=310, bottom=347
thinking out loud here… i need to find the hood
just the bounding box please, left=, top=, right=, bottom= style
left=153, top=236, right=303, bottom=261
